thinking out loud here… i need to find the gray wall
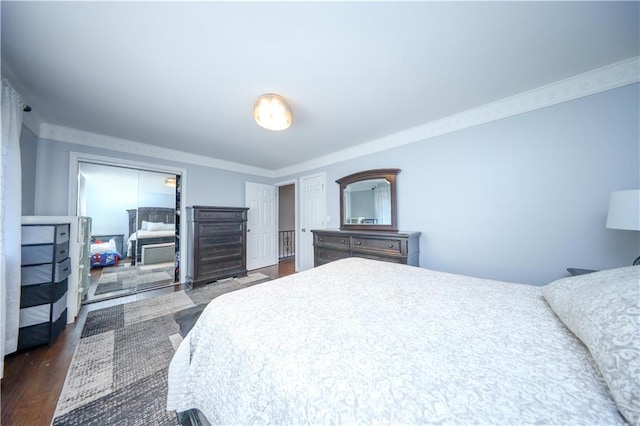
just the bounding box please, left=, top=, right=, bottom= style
left=24, top=84, right=639, bottom=286
left=19, top=125, right=38, bottom=215
left=31, top=138, right=273, bottom=216
left=282, top=84, right=640, bottom=285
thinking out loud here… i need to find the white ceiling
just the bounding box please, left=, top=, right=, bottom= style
left=2, top=1, right=638, bottom=172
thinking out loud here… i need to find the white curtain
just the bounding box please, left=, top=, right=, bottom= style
left=373, top=182, right=391, bottom=225
left=1, top=79, right=24, bottom=378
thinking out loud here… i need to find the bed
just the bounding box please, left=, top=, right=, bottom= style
left=167, top=257, right=639, bottom=425
left=89, top=237, right=121, bottom=268
left=126, top=207, right=176, bottom=265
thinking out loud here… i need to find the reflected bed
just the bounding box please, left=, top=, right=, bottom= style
left=125, top=207, right=176, bottom=265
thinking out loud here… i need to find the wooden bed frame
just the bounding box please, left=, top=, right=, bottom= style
left=127, top=207, right=176, bottom=265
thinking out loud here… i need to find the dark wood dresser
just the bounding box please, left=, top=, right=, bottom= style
left=312, top=229, right=421, bottom=267
left=186, top=206, right=249, bottom=289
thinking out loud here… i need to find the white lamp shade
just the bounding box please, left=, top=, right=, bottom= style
left=606, top=190, right=640, bottom=231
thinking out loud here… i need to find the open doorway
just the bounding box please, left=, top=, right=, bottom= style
left=278, top=183, right=296, bottom=273
left=78, top=162, right=181, bottom=303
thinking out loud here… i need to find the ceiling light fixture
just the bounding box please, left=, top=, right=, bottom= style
left=253, top=94, right=292, bottom=131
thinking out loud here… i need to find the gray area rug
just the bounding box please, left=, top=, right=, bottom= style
left=52, top=273, right=272, bottom=426
left=95, top=263, right=175, bottom=295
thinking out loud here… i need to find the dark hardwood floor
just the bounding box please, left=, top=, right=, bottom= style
left=1, top=258, right=295, bottom=426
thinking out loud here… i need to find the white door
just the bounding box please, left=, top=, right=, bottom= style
left=298, top=173, right=326, bottom=271
left=245, top=182, right=278, bottom=270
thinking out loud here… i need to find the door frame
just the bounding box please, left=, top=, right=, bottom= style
left=274, top=178, right=297, bottom=267
left=68, top=151, right=188, bottom=284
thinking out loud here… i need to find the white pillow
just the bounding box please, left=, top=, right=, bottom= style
left=141, top=220, right=150, bottom=231
left=542, top=265, right=640, bottom=424
left=146, top=222, right=174, bottom=232
left=90, top=242, right=109, bottom=254
left=90, top=238, right=118, bottom=254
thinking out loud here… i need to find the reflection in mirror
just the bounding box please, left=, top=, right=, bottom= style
left=337, top=169, right=400, bottom=232
left=343, top=178, right=391, bottom=225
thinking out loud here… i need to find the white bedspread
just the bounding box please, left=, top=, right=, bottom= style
left=126, top=230, right=175, bottom=257
left=167, top=258, right=624, bottom=424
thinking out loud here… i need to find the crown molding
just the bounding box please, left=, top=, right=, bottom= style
left=38, top=123, right=276, bottom=178
left=274, top=56, right=640, bottom=177
left=30, top=57, right=638, bottom=179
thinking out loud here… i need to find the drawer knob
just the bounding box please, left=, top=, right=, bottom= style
left=319, top=238, right=324, bottom=241
left=341, top=239, right=345, bottom=243
left=356, top=241, right=362, bottom=245
left=388, top=244, right=394, bottom=248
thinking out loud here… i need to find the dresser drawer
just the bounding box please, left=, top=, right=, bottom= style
left=198, top=258, right=244, bottom=276
left=21, top=241, right=69, bottom=266
left=195, top=209, right=246, bottom=222
left=316, top=247, right=351, bottom=265
left=22, top=224, right=70, bottom=245
left=20, top=278, right=68, bottom=308
left=352, top=253, right=405, bottom=264
left=21, top=257, right=72, bottom=285
left=198, top=222, right=244, bottom=235
left=199, top=245, right=243, bottom=262
left=19, top=291, right=67, bottom=328
left=314, top=233, right=350, bottom=248
left=200, top=234, right=244, bottom=247
left=17, top=309, right=67, bottom=351
left=352, top=236, right=404, bottom=255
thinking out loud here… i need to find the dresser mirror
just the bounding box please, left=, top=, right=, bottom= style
left=337, top=169, right=399, bottom=232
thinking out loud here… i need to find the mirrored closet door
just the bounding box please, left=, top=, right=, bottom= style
left=77, top=162, right=180, bottom=303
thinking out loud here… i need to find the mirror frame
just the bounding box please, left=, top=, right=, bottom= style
left=337, top=168, right=400, bottom=232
